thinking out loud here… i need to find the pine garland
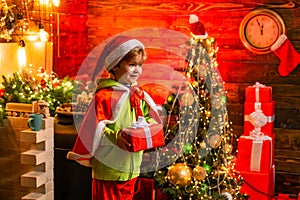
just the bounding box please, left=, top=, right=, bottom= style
left=0, top=69, right=83, bottom=125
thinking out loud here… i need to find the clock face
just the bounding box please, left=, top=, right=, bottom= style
left=245, top=15, right=279, bottom=49
left=240, top=9, right=286, bottom=54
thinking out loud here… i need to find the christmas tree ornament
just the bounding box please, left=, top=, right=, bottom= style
left=0, top=88, right=5, bottom=97
left=189, top=14, right=208, bottom=40
left=182, top=143, right=193, bottom=155
left=271, top=34, right=300, bottom=76
left=192, top=165, right=206, bottom=181
left=167, top=93, right=176, bottom=105
left=201, top=183, right=208, bottom=192
left=207, top=133, right=222, bottom=148
left=180, top=92, right=194, bottom=106
left=167, top=163, right=192, bottom=186
left=200, top=141, right=206, bottom=149
left=201, top=163, right=211, bottom=174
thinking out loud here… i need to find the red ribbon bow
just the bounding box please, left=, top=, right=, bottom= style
left=129, top=86, right=144, bottom=120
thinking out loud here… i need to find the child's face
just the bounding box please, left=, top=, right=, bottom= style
left=113, top=54, right=143, bottom=85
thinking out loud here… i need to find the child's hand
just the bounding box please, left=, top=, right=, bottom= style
left=117, top=130, right=132, bottom=151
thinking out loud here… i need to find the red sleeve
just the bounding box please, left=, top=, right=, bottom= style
left=70, top=88, right=122, bottom=156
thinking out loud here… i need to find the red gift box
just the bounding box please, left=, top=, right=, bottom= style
left=245, top=82, right=272, bottom=103
left=123, top=123, right=165, bottom=152
left=239, top=165, right=275, bottom=200
left=244, top=101, right=275, bottom=136
left=236, top=134, right=274, bottom=173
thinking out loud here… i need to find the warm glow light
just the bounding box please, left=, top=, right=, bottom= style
left=40, top=0, right=50, bottom=5
left=18, top=41, right=26, bottom=68
left=52, top=0, right=60, bottom=7
left=39, top=29, right=49, bottom=42
left=40, top=0, right=60, bottom=7
left=38, top=23, right=49, bottom=42
left=27, top=32, right=39, bottom=42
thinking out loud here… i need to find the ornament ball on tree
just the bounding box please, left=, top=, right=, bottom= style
left=192, top=165, right=207, bottom=181
left=182, top=143, right=193, bottom=155
left=167, top=163, right=192, bottom=187
left=207, top=133, right=222, bottom=149
left=167, top=93, right=176, bottom=105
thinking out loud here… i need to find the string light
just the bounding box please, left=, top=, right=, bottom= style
left=152, top=34, right=247, bottom=199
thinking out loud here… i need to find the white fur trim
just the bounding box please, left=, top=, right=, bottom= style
left=271, top=34, right=287, bottom=51
left=189, top=14, right=199, bottom=24
left=66, top=151, right=92, bottom=160
left=105, top=39, right=144, bottom=71
left=92, top=85, right=130, bottom=154
left=190, top=32, right=208, bottom=39
left=66, top=151, right=92, bottom=167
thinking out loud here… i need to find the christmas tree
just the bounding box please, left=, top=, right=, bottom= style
left=153, top=15, right=248, bottom=199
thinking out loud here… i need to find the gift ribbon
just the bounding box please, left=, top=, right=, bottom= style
left=130, top=86, right=144, bottom=120
left=244, top=102, right=275, bottom=129
left=241, top=134, right=272, bottom=172
left=131, top=116, right=153, bottom=149
left=143, top=126, right=153, bottom=149
left=253, top=82, right=266, bottom=102
left=245, top=83, right=275, bottom=137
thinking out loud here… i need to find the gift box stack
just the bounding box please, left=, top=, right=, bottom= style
left=235, top=82, right=276, bottom=200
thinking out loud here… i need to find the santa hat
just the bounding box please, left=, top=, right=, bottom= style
left=189, top=14, right=208, bottom=39
left=92, top=36, right=144, bottom=82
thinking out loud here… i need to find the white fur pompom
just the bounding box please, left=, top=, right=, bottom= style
left=189, top=14, right=199, bottom=24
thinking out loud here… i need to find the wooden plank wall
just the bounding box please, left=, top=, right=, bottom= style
left=56, top=0, right=300, bottom=196
left=53, top=0, right=89, bottom=78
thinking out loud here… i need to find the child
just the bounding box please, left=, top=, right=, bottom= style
left=67, top=36, right=161, bottom=200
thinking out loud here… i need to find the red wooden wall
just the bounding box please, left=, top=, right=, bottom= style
left=55, top=0, right=300, bottom=196
left=53, top=0, right=88, bottom=78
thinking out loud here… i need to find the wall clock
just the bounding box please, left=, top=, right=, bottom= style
left=239, top=9, right=286, bottom=54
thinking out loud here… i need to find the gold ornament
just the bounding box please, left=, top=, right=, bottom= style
left=192, top=165, right=206, bottom=181
left=180, top=92, right=194, bottom=106
left=200, top=141, right=206, bottom=149
left=208, top=133, right=222, bottom=148
left=167, top=163, right=192, bottom=186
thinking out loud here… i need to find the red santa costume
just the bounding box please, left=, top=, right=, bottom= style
left=67, top=36, right=161, bottom=200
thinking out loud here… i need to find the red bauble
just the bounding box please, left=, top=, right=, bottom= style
left=0, top=89, right=5, bottom=97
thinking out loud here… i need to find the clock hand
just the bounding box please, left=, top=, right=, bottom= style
left=256, top=19, right=261, bottom=27
left=256, top=19, right=264, bottom=35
